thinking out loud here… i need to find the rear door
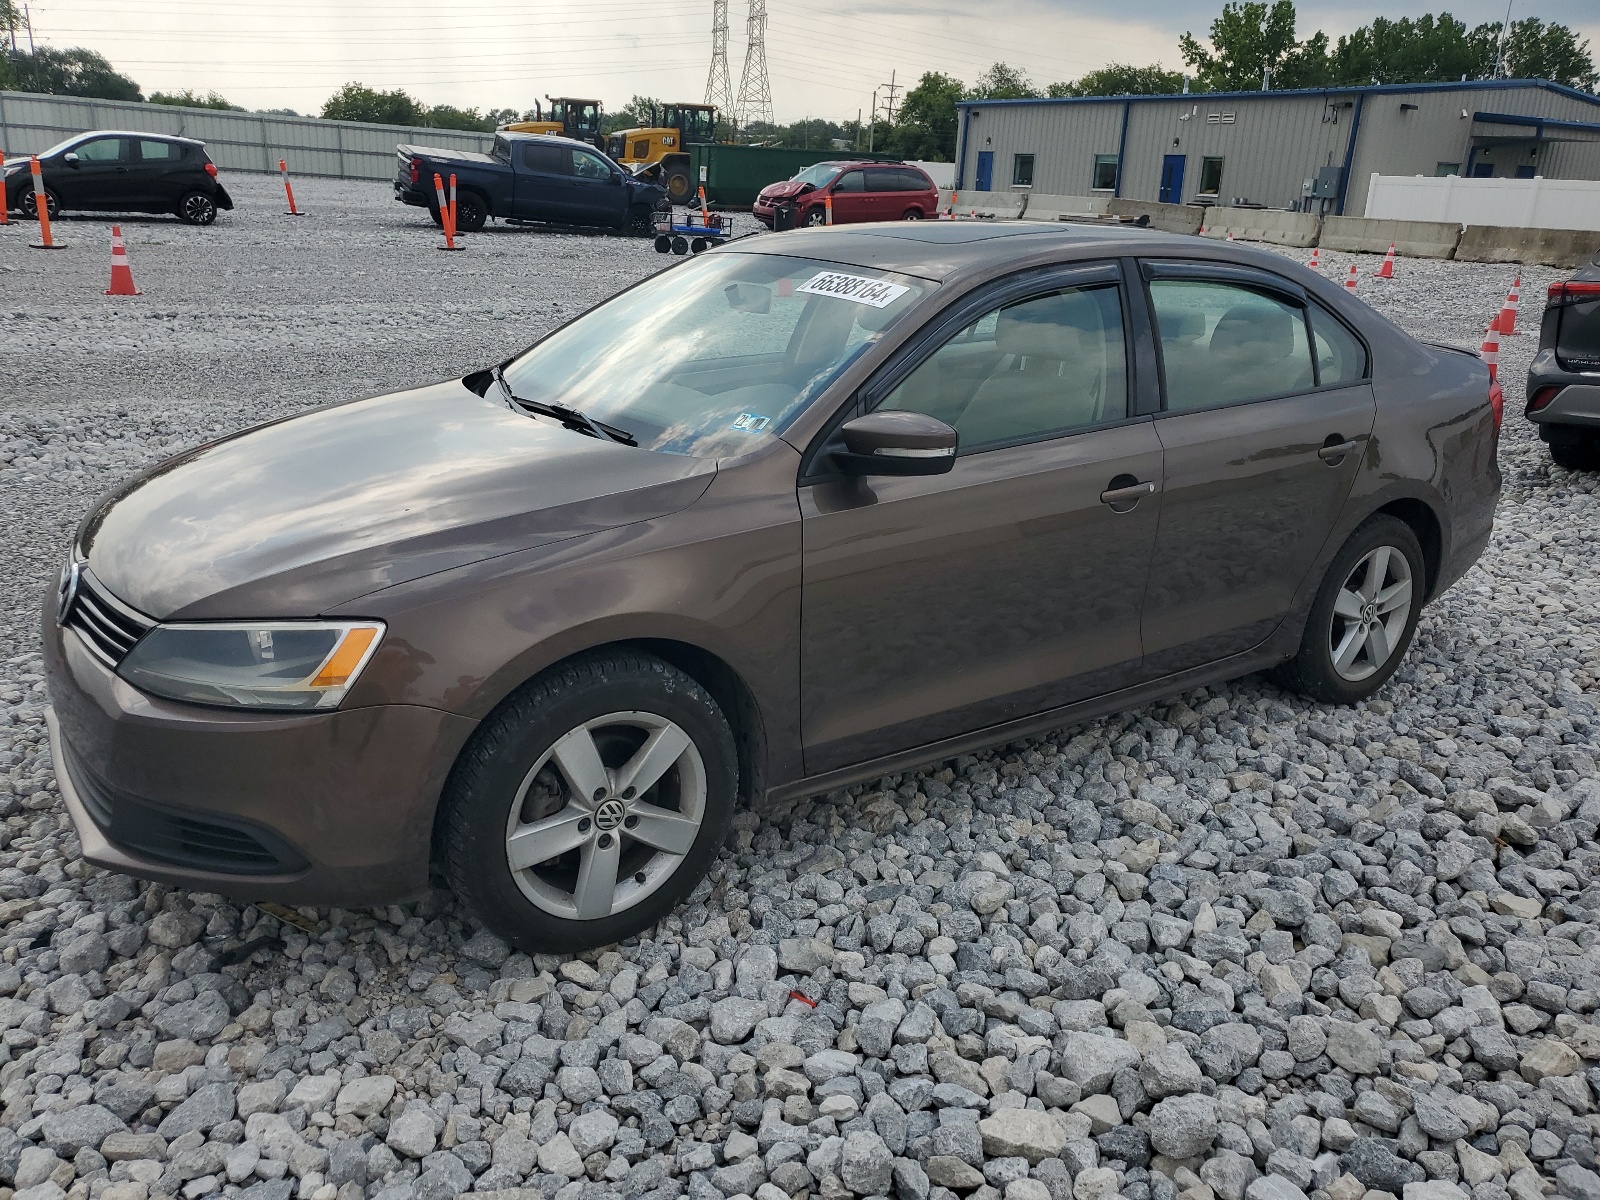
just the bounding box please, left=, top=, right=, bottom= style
left=128, top=139, right=187, bottom=207
left=864, top=167, right=901, bottom=221
left=1137, top=262, right=1376, bottom=676
left=57, top=135, right=129, bottom=209
left=514, top=141, right=571, bottom=222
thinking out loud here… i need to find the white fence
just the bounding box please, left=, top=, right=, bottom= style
left=0, top=91, right=495, bottom=181
left=1364, top=171, right=1600, bottom=232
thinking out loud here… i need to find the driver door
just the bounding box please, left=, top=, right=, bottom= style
left=798, top=263, right=1164, bottom=774
left=58, top=136, right=129, bottom=209
left=566, top=146, right=627, bottom=228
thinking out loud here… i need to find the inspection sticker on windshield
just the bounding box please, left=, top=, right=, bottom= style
left=731, top=413, right=771, bottom=432
left=797, top=271, right=910, bottom=308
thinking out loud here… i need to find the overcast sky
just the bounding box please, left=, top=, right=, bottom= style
left=24, top=0, right=1600, bottom=123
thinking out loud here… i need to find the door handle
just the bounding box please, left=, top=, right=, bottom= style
left=1100, top=478, right=1156, bottom=511
left=1318, top=437, right=1359, bottom=463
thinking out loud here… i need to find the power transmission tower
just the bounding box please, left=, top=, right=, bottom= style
left=879, top=71, right=902, bottom=125
left=705, top=0, right=735, bottom=123
left=735, top=0, right=774, bottom=132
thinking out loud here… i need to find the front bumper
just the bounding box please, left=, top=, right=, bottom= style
left=44, top=607, right=476, bottom=906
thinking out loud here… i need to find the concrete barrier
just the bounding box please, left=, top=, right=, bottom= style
left=1319, top=216, right=1462, bottom=258
left=936, top=190, right=1023, bottom=218
left=1200, top=208, right=1322, bottom=248
left=1105, top=199, right=1205, bottom=234
left=1021, top=193, right=1111, bottom=222
left=1456, top=225, right=1600, bottom=269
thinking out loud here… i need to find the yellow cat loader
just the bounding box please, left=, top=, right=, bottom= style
left=499, top=98, right=604, bottom=150
left=606, top=103, right=718, bottom=204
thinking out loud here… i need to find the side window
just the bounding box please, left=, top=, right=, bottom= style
left=1092, top=154, right=1119, bottom=191
left=1012, top=154, right=1035, bottom=187
left=897, top=168, right=929, bottom=191
left=571, top=149, right=611, bottom=179
left=520, top=143, right=567, bottom=174
left=137, top=140, right=178, bottom=161
left=492, top=136, right=511, bottom=163
left=1309, top=304, right=1369, bottom=385
left=1150, top=279, right=1315, bottom=412
left=864, top=168, right=899, bottom=192
left=75, top=138, right=124, bottom=163
left=878, top=283, right=1128, bottom=451
left=833, top=170, right=864, bottom=193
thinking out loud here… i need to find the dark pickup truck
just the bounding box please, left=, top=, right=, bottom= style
left=395, top=132, right=667, bottom=235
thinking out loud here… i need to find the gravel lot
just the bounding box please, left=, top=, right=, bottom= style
left=0, top=173, right=1596, bottom=1200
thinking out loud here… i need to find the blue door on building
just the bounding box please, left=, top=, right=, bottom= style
left=1159, top=155, right=1186, bottom=203
left=1472, top=162, right=1495, bottom=178
left=975, top=151, right=993, bottom=192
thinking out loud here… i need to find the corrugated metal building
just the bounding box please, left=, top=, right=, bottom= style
left=953, top=79, right=1600, bottom=217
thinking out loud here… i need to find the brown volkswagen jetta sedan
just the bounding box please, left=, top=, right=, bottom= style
left=44, top=222, right=1501, bottom=952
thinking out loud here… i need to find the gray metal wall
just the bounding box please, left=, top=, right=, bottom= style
left=0, top=91, right=494, bottom=180
left=957, top=81, right=1600, bottom=218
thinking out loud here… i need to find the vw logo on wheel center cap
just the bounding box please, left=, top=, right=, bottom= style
left=594, top=798, right=627, bottom=831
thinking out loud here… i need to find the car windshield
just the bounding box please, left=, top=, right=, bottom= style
left=792, top=162, right=845, bottom=187
left=500, top=252, right=932, bottom=457
left=38, top=133, right=94, bottom=158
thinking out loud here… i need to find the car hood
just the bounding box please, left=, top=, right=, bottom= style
left=759, top=180, right=813, bottom=201
left=80, top=379, right=716, bottom=620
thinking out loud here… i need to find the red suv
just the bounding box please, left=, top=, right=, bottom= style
left=753, top=160, right=938, bottom=227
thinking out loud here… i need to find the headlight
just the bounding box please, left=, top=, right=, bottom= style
left=118, top=621, right=384, bottom=710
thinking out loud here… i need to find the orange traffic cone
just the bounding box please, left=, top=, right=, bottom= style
left=104, top=225, right=139, bottom=295
left=1495, top=277, right=1522, bottom=336
left=1344, top=264, right=1359, bottom=293
left=1480, top=322, right=1499, bottom=382
left=1308, top=247, right=1320, bottom=270
left=1374, top=243, right=1397, bottom=279
left=1226, top=231, right=1235, bottom=241
left=946, top=190, right=956, bottom=218
left=824, top=193, right=833, bottom=225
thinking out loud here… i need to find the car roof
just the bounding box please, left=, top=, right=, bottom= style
left=496, top=131, right=595, bottom=146
left=731, top=221, right=1206, bottom=282
left=73, top=130, right=202, bottom=146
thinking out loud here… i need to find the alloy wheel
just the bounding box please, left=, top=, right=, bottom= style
left=504, top=711, right=706, bottom=920
left=181, top=194, right=216, bottom=224
left=1328, top=545, right=1413, bottom=682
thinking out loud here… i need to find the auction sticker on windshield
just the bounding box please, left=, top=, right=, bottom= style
left=797, top=271, right=911, bottom=308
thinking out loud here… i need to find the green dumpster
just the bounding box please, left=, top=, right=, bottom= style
left=688, top=144, right=900, bottom=209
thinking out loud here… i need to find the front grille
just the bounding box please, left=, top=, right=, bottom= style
left=62, top=569, right=154, bottom=667
left=62, top=743, right=306, bottom=876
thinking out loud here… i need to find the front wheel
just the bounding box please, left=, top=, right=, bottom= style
left=20, top=188, right=60, bottom=222
left=176, top=191, right=218, bottom=225
left=439, top=652, right=737, bottom=954
left=1272, top=514, right=1424, bottom=705
left=665, top=168, right=693, bottom=205
left=804, top=207, right=828, bottom=226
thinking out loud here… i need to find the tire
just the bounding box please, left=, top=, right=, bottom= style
left=671, top=235, right=688, bottom=255
left=176, top=191, right=218, bottom=226
left=1272, top=514, right=1425, bottom=706
left=627, top=207, right=654, bottom=237
left=439, top=651, right=737, bottom=954
left=1547, top=432, right=1600, bottom=471
left=665, top=168, right=693, bottom=205
left=20, top=188, right=60, bottom=223
left=804, top=207, right=828, bottom=227
left=453, top=191, right=488, bottom=233
left=428, top=205, right=444, bottom=228
left=902, top=207, right=923, bottom=220
left=654, top=234, right=671, bottom=253
left=690, top=237, right=707, bottom=254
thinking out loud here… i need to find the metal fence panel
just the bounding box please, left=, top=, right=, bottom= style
left=0, top=90, right=494, bottom=180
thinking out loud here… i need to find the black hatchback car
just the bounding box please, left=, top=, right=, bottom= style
left=1527, top=253, right=1600, bottom=468
left=3, top=131, right=233, bottom=225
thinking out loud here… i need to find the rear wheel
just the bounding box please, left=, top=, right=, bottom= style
left=439, top=652, right=737, bottom=954
left=453, top=191, right=488, bottom=233
left=902, top=207, right=923, bottom=220
left=176, top=191, right=217, bottom=225
left=1273, top=515, right=1425, bottom=705
left=1547, top=429, right=1600, bottom=471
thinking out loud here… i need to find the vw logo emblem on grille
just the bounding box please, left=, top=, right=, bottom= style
left=57, top=561, right=81, bottom=626
left=594, top=798, right=626, bottom=832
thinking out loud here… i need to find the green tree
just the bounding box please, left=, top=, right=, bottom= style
left=1179, top=0, right=1309, bottom=91
left=602, top=95, right=663, bottom=134
left=150, top=89, right=241, bottom=110
left=1329, top=14, right=1481, bottom=84
left=970, top=62, right=1041, bottom=100
left=3, top=47, right=141, bottom=100
left=423, top=103, right=490, bottom=132
left=886, top=71, right=964, bottom=159
left=1052, top=63, right=1186, bottom=97
left=1471, top=17, right=1598, bottom=90
left=321, top=82, right=421, bottom=126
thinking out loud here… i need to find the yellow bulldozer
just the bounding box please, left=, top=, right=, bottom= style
left=500, top=97, right=605, bottom=150
left=606, top=103, right=719, bottom=204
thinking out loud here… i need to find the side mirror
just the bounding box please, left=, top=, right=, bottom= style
left=609, top=172, right=623, bottom=185
left=835, top=410, right=957, bottom=476
left=62, top=153, right=79, bottom=167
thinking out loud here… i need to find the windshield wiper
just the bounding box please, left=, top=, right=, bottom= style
left=492, top=366, right=636, bottom=446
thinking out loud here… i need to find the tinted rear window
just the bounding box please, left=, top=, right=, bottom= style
left=1558, top=299, right=1600, bottom=368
